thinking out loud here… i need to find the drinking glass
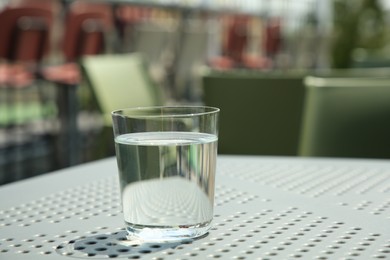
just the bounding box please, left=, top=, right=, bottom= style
left=112, top=106, right=219, bottom=241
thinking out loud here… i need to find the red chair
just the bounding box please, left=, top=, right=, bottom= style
left=264, top=17, right=282, bottom=58
left=209, top=15, right=249, bottom=70
left=209, top=15, right=273, bottom=70
left=42, top=1, right=113, bottom=84
left=0, top=2, right=54, bottom=87
left=40, top=1, right=114, bottom=167
left=63, top=1, right=113, bottom=62
left=0, top=1, right=57, bottom=181
left=224, top=15, right=249, bottom=64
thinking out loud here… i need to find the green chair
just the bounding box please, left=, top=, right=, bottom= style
left=80, top=53, right=164, bottom=126
left=202, top=69, right=306, bottom=155
left=80, top=53, right=165, bottom=159
left=299, top=73, right=390, bottom=159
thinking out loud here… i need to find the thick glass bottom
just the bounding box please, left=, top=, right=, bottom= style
left=125, top=220, right=212, bottom=242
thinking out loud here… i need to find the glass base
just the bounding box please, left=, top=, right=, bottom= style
left=125, top=221, right=212, bottom=242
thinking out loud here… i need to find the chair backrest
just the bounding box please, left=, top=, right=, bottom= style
left=0, top=5, right=53, bottom=63
left=81, top=53, right=164, bottom=126
left=62, top=1, right=113, bottom=61
left=202, top=70, right=306, bottom=155
left=263, top=17, right=282, bottom=57
left=224, top=15, right=249, bottom=62
left=299, top=71, right=390, bottom=159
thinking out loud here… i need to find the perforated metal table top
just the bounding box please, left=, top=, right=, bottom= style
left=0, top=155, right=389, bottom=259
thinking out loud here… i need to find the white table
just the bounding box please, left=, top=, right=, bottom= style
left=1, top=155, right=389, bottom=259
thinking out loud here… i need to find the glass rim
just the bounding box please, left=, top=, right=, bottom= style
left=111, top=106, right=220, bottom=119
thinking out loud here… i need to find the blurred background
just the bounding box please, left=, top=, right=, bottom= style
left=1, top=0, right=389, bottom=185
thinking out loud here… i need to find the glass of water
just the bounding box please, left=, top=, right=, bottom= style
left=111, top=106, right=219, bottom=241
